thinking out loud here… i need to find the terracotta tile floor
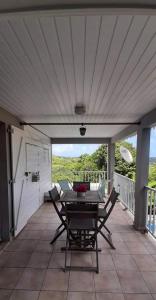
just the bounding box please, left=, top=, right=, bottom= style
left=1, top=202, right=156, bottom=299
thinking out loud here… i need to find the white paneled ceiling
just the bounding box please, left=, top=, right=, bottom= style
left=0, top=10, right=156, bottom=137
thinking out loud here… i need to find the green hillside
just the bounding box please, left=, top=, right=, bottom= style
left=52, top=156, right=79, bottom=182
left=52, top=143, right=156, bottom=188
left=150, top=157, right=156, bottom=164
left=52, top=142, right=136, bottom=182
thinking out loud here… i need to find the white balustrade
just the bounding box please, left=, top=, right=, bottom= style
left=114, top=172, right=135, bottom=215
left=52, top=169, right=107, bottom=191
left=145, top=186, right=156, bottom=237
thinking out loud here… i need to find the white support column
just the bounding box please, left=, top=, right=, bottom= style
left=134, top=127, right=151, bottom=231
left=107, top=142, right=115, bottom=194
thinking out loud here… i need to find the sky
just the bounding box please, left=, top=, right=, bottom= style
left=126, top=127, right=156, bottom=157
left=52, top=127, right=156, bottom=158
left=52, top=144, right=100, bottom=157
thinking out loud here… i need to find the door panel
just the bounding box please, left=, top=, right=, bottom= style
left=11, top=127, right=27, bottom=236
left=11, top=126, right=51, bottom=236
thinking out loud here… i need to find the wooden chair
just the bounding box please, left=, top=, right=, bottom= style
left=58, top=180, right=73, bottom=192
left=64, top=203, right=99, bottom=273
left=97, top=187, right=119, bottom=249
left=98, top=177, right=105, bottom=198
left=49, top=186, right=66, bottom=244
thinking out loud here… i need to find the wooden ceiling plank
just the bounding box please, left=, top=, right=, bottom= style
left=88, top=15, right=117, bottom=113
left=108, top=16, right=156, bottom=113
left=71, top=15, right=85, bottom=104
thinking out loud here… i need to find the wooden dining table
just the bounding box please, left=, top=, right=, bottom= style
left=59, top=190, right=105, bottom=204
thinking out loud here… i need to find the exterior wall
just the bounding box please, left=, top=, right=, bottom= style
left=0, top=108, right=22, bottom=241
left=11, top=125, right=51, bottom=236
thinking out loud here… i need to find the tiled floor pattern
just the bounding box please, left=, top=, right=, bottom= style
left=0, top=202, right=156, bottom=299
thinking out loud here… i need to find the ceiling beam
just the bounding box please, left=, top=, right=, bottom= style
left=1, top=4, right=156, bottom=16
left=51, top=137, right=111, bottom=144
left=111, top=124, right=138, bottom=143
left=29, top=125, right=50, bottom=138
left=0, top=107, right=23, bottom=129
left=20, top=122, right=140, bottom=126
left=112, top=107, right=156, bottom=142
left=141, top=107, right=156, bottom=128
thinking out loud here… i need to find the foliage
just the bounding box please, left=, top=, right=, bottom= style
left=148, top=163, right=156, bottom=188
left=148, top=181, right=156, bottom=188
left=91, top=145, right=107, bottom=170
left=52, top=141, right=137, bottom=182
left=52, top=156, right=79, bottom=182
left=76, top=154, right=98, bottom=171
left=115, top=141, right=136, bottom=179
left=52, top=142, right=156, bottom=187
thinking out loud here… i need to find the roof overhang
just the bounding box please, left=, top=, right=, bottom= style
left=0, top=2, right=156, bottom=140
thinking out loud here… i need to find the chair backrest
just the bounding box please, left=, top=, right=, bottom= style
left=49, top=186, right=65, bottom=222
left=66, top=203, right=98, bottom=220
left=73, top=181, right=90, bottom=191
left=104, top=187, right=119, bottom=221
left=58, top=180, right=72, bottom=191
left=49, top=186, right=60, bottom=202
left=98, top=178, right=105, bottom=197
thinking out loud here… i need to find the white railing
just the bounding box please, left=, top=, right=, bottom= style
left=52, top=169, right=107, bottom=190
left=114, top=172, right=135, bottom=215
left=145, top=186, right=156, bottom=237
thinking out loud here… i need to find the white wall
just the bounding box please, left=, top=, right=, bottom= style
left=12, top=125, right=51, bottom=236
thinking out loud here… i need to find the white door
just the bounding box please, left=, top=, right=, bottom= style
left=11, top=126, right=51, bottom=236
left=11, top=126, right=27, bottom=236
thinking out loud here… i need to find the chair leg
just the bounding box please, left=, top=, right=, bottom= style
left=50, top=227, right=65, bottom=244
left=56, top=223, right=64, bottom=232
left=95, top=228, right=99, bottom=273
left=98, top=220, right=111, bottom=235
left=64, top=228, right=69, bottom=272
left=103, top=224, right=112, bottom=235
left=99, top=229, right=115, bottom=249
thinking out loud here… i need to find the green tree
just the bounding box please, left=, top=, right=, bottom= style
left=91, top=145, right=107, bottom=170
left=77, top=154, right=98, bottom=171
left=90, top=142, right=136, bottom=179
left=52, top=141, right=136, bottom=182
left=148, top=163, right=156, bottom=188
left=115, top=141, right=136, bottom=179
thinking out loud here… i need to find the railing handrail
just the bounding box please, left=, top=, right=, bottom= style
left=145, top=186, right=156, bottom=192
left=53, top=169, right=106, bottom=173
left=73, top=170, right=105, bottom=173
left=114, top=172, right=135, bottom=183
left=52, top=169, right=107, bottom=187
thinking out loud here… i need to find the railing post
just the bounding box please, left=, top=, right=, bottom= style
left=134, top=127, right=151, bottom=232
left=108, top=142, right=115, bottom=194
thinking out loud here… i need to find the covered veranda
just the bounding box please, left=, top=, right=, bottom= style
left=0, top=1, right=156, bottom=299
left=1, top=197, right=156, bottom=299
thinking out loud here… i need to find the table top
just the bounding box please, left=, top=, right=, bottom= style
left=59, top=190, right=105, bottom=204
